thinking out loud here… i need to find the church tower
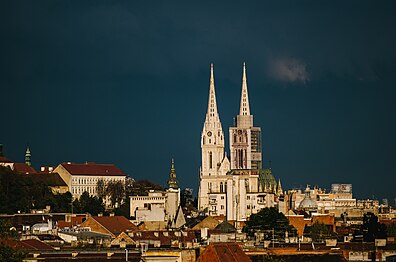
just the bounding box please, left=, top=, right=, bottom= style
left=229, top=63, right=262, bottom=170
left=198, top=64, right=229, bottom=211
left=25, top=146, right=32, bottom=166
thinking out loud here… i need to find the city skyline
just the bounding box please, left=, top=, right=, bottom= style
left=1, top=1, right=396, bottom=201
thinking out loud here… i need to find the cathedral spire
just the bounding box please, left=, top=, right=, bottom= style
left=205, top=63, right=220, bottom=123
left=167, top=158, right=178, bottom=189
left=239, top=62, right=251, bottom=116
left=25, top=146, right=31, bottom=166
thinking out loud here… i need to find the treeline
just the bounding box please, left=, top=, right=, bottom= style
left=0, top=166, right=71, bottom=214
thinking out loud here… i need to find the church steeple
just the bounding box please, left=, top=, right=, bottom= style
left=25, top=146, right=31, bottom=166
left=205, top=63, right=220, bottom=123
left=239, top=62, right=251, bottom=116
left=167, top=158, right=178, bottom=189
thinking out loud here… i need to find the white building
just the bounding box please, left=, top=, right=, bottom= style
left=54, top=162, right=126, bottom=200
left=130, top=159, right=181, bottom=225
left=198, top=63, right=281, bottom=222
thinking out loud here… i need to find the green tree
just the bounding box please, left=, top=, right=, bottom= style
left=0, top=220, right=17, bottom=239
left=387, top=222, right=396, bottom=237
left=243, top=207, right=296, bottom=239
left=0, top=244, right=26, bottom=262
left=309, top=222, right=331, bottom=242
left=73, top=192, right=105, bottom=215
left=106, top=180, right=125, bottom=208
left=362, top=212, right=387, bottom=242
left=96, top=179, right=106, bottom=199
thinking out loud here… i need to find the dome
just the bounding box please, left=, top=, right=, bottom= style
left=259, top=168, right=277, bottom=192
left=298, top=186, right=318, bottom=210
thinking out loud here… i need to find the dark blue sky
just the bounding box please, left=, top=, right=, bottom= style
left=1, top=1, right=395, bottom=201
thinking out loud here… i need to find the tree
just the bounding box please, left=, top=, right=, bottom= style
left=243, top=207, right=296, bottom=239
left=96, top=179, right=106, bottom=199
left=309, top=222, right=331, bottom=242
left=73, top=192, right=105, bottom=215
left=106, top=180, right=125, bottom=208
left=0, top=244, right=26, bottom=262
left=362, top=212, right=387, bottom=242
left=0, top=220, right=17, bottom=239
left=387, top=222, right=396, bottom=237
left=128, top=179, right=164, bottom=196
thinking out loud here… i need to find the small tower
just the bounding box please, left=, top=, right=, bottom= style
left=167, top=158, right=179, bottom=189
left=25, top=146, right=31, bottom=166
left=277, top=179, right=283, bottom=195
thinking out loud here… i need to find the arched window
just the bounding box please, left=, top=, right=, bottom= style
left=220, top=182, right=224, bottom=193
left=209, top=152, right=213, bottom=169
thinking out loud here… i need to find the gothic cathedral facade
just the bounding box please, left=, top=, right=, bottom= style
left=198, top=63, right=282, bottom=222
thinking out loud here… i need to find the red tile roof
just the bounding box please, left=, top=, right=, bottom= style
left=197, top=243, right=251, bottom=262
left=28, top=173, right=67, bottom=186
left=61, top=162, right=126, bottom=176
left=13, top=163, right=37, bottom=174
left=0, top=156, right=12, bottom=163
left=0, top=239, right=54, bottom=251
left=91, top=216, right=137, bottom=235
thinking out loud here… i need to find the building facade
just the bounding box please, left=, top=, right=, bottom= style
left=198, top=63, right=281, bottom=222
left=129, top=159, right=181, bottom=225
left=54, top=162, right=126, bottom=201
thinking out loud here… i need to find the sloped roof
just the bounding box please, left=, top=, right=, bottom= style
left=192, top=216, right=221, bottom=230
left=61, top=162, right=126, bottom=176
left=13, top=163, right=37, bottom=174
left=0, top=156, right=12, bottom=163
left=91, top=216, right=137, bottom=235
left=0, top=239, right=54, bottom=251
left=197, top=243, right=251, bottom=262
left=29, top=173, right=67, bottom=186
left=215, top=221, right=236, bottom=233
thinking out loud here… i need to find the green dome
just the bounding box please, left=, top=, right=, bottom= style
left=258, top=168, right=276, bottom=191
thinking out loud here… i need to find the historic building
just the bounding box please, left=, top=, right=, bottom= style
left=54, top=162, right=126, bottom=202
left=198, top=63, right=281, bottom=222
left=130, top=159, right=181, bottom=226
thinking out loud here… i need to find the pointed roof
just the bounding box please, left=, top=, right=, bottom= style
left=167, top=158, right=178, bottom=189
left=215, top=221, right=236, bottom=233
left=25, top=146, right=31, bottom=166
left=205, top=63, right=221, bottom=124
left=277, top=179, right=283, bottom=195
left=239, top=62, right=251, bottom=116
left=171, top=206, right=186, bottom=229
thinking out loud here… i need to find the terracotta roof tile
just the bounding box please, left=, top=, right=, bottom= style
left=91, top=216, right=137, bottom=235
left=197, top=243, right=251, bottom=262
left=13, top=163, right=37, bottom=174
left=0, top=156, right=12, bottom=163
left=61, top=162, right=126, bottom=176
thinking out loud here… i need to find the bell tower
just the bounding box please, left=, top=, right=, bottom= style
left=198, top=64, right=227, bottom=210
left=230, top=63, right=262, bottom=170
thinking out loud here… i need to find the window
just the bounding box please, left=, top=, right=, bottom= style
left=220, top=182, right=224, bottom=193
left=221, top=205, right=224, bottom=210
left=209, top=152, right=213, bottom=169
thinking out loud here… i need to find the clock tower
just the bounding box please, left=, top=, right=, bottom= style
left=198, top=64, right=229, bottom=211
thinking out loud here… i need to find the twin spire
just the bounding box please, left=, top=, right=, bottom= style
left=206, top=62, right=251, bottom=120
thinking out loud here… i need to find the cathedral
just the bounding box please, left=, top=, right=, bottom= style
left=198, top=63, right=283, bottom=222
